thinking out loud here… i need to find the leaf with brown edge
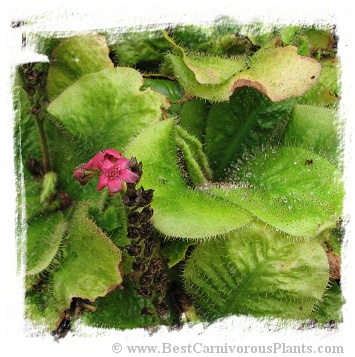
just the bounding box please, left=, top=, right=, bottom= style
left=166, top=32, right=321, bottom=102
left=48, top=203, right=123, bottom=315
left=231, top=45, right=321, bottom=102
left=47, top=34, right=114, bottom=100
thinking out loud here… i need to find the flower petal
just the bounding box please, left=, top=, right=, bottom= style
left=114, top=157, right=132, bottom=170
left=107, top=177, right=122, bottom=194
left=104, top=148, right=122, bottom=161
left=86, top=151, right=105, bottom=169
left=97, top=174, right=109, bottom=191
left=101, top=159, right=114, bottom=172
left=119, top=168, right=139, bottom=183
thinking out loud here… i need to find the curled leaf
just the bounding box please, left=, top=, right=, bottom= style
left=124, top=119, right=253, bottom=239
left=165, top=30, right=321, bottom=102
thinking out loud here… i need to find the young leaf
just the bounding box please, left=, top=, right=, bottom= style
left=176, top=125, right=212, bottom=185
left=47, top=34, right=114, bottom=100
left=26, top=211, right=66, bottom=275
left=47, top=67, right=169, bottom=154
left=124, top=119, right=253, bottom=239
left=161, top=240, right=198, bottom=268
left=49, top=203, right=123, bottom=314
left=205, top=147, right=344, bottom=238
left=183, top=221, right=329, bottom=321
left=40, top=171, right=57, bottom=203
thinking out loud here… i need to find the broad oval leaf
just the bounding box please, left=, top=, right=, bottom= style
left=47, top=67, right=169, bottom=154
left=49, top=203, right=123, bottom=314
left=183, top=221, right=329, bottom=321
left=47, top=34, right=114, bottom=100
left=124, top=119, right=253, bottom=239
left=204, top=147, right=344, bottom=238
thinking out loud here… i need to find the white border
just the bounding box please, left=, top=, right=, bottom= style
left=2, top=1, right=354, bottom=356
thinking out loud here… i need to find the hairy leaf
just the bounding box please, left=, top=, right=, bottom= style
left=179, top=98, right=209, bottom=142
left=166, top=40, right=320, bottom=102
left=26, top=211, right=66, bottom=275
left=205, top=147, right=344, bottom=238
left=310, top=282, right=344, bottom=324
left=81, top=276, right=159, bottom=329
left=47, top=34, right=114, bottom=100
left=205, top=87, right=294, bottom=180
left=282, top=104, right=341, bottom=163
left=298, top=58, right=340, bottom=106
left=124, top=119, right=253, bottom=239
left=49, top=204, right=123, bottom=313
left=161, top=240, right=198, bottom=268
left=183, top=221, right=329, bottom=321
left=47, top=67, right=169, bottom=154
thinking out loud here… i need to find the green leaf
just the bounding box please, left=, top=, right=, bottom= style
left=142, top=78, right=183, bottom=103
left=176, top=125, right=212, bottom=185
left=183, top=221, right=329, bottom=321
left=142, top=78, right=184, bottom=115
left=166, top=44, right=321, bottom=102
left=47, top=34, right=114, bottom=100
left=298, top=58, right=340, bottom=106
left=124, top=119, right=253, bottom=239
left=109, top=30, right=171, bottom=68
left=40, top=171, right=57, bottom=203
left=205, top=87, right=294, bottom=180
left=205, top=147, right=344, bottom=238
left=26, top=211, right=66, bottom=275
left=161, top=240, right=198, bottom=268
left=88, top=194, right=130, bottom=247
left=310, top=282, right=344, bottom=324
left=47, top=67, right=169, bottom=154
left=282, top=104, right=341, bottom=163
left=184, top=55, right=247, bottom=85
left=81, top=276, right=158, bottom=329
left=179, top=98, right=209, bottom=142
left=49, top=203, right=123, bottom=313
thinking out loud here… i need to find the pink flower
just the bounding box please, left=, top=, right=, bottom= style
left=97, top=157, right=139, bottom=195
left=86, top=148, right=123, bottom=169
left=73, top=148, right=141, bottom=194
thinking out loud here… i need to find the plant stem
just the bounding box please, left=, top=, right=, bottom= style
left=34, top=112, right=51, bottom=173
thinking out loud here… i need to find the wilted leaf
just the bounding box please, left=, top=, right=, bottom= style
left=166, top=38, right=321, bottom=102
